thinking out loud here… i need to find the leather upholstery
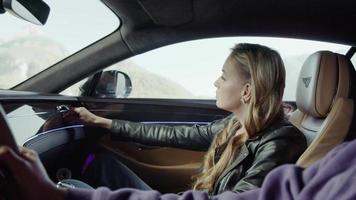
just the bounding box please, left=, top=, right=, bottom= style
left=110, top=116, right=306, bottom=194
left=296, top=51, right=350, bottom=118
left=290, top=51, right=354, bottom=167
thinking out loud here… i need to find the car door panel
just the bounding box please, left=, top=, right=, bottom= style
left=79, top=98, right=228, bottom=192
left=100, top=136, right=204, bottom=192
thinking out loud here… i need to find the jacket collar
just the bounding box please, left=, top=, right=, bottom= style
left=212, top=118, right=290, bottom=192
left=247, top=117, right=290, bottom=141
left=213, top=144, right=249, bottom=192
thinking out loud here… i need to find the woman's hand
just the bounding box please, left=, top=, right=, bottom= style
left=66, top=107, right=112, bottom=129
left=0, top=146, right=66, bottom=200
left=71, top=107, right=99, bottom=125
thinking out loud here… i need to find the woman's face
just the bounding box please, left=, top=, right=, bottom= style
left=214, top=56, right=248, bottom=112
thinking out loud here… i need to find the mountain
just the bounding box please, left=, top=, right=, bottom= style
left=106, top=60, right=194, bottom=98
left=0, top=35, right=66, bottom=88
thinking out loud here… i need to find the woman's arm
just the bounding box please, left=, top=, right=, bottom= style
left=109, top=116, right=230, bottom=151
left=70, top=107, right=232, bottom=151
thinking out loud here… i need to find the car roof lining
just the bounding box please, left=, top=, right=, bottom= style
left=137, top=0, right=194, bottom=26
left=108, top=0, right=356, bottom=55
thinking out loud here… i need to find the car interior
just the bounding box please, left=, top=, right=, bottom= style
left=290, top=51, right=356, bottom=167
left=1, top=0, right=356, bottom=194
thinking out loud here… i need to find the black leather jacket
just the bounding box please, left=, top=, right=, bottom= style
left=110, top=115, right=307, bottom=195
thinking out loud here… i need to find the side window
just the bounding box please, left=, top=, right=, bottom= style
left=62, top=39, right=227, bottom=99
left=102, top=45, right=226, bottom=99
left=61, top=37, right=349, bottom=100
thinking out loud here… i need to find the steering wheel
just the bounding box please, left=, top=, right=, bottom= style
left=0, top=104, right=18, bottom=194
left=0, top=104, right=18, bottom=151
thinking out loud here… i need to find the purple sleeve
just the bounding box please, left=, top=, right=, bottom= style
left=64, top=165, right=304, bottom=200
left=65, top=187, right=257, bottom=200
left=64, top=165, right=305, bottom=200
left=64, top=166, right=307, bottom=200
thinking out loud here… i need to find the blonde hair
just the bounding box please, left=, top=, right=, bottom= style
left=192, top=43, right=286, bottom=193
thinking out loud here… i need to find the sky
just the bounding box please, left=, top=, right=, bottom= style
left=0, top=0, right=119, bottom=53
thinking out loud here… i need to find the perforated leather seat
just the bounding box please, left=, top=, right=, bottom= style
left=289, top=51, right=355, bottom=168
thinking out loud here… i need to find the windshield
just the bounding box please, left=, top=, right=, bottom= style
left=0, top=0, right=119, bottom=89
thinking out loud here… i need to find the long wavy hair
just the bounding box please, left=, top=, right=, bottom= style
left=192, top=43, right=286, bottom=193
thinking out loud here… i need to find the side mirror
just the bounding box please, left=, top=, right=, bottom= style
left=80, top=70, right=132, bottom=98
left=1, top=0, right=50, bottom=25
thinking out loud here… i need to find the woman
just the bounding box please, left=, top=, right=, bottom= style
left=68, top=43, right=306, bottom=194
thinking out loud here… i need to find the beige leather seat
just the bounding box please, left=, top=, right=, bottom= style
left=289, top=51, right=355, bottom=168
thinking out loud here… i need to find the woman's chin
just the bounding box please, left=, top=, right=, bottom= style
left=216, top=103, right=235, bottom=113
left=216, top=102, right=223, bottom=109
left=216, top=101, right=231, bottom=111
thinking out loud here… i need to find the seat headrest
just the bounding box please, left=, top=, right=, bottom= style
left=296, top=51, right=352, bottom=118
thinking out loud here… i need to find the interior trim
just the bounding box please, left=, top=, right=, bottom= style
left=23, top=126, right=85, bottom=154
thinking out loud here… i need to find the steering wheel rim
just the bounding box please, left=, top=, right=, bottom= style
left=0, top=104, right=18, bottom=151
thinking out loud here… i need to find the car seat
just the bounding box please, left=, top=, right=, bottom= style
left=289, top=51, right=355, bottom=168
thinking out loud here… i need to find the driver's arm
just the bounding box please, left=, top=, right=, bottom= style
left=110, top=115, right=232, bottom=151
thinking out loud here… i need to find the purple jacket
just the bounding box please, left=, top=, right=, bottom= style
left=66, top=140, right=356, bottom=200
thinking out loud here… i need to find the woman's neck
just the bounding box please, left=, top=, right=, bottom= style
left=234, top=106, right=247, bottom=135
left=233, top=105, right=248, bottom=125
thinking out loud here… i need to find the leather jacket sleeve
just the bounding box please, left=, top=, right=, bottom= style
left=231, top=126, right=307, bottom=193
left=110, top=115, right=232, bottom=151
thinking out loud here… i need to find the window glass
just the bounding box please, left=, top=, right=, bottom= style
left=62, top=37, right=349, bottom=101
left=0, top=0, right=119, bottom=89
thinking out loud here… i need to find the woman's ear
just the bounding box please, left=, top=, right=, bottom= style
left=241, top=82, right=252, bottom=103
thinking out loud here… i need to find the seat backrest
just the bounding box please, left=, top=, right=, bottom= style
left=289, top=51, right=355, bottom=168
